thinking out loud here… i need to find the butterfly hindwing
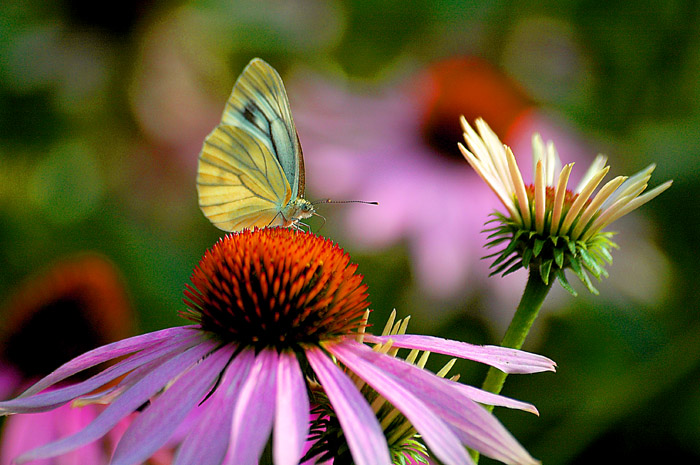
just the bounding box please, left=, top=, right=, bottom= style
left=221, top=58, right=304, bottom=199
left=197, top=124, right=293, bottom=230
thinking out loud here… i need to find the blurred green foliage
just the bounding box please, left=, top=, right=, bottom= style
left=0, top=0, right=698, bottom=464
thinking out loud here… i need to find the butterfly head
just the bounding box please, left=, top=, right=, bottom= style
left=282, top=198, right=315, bottom=227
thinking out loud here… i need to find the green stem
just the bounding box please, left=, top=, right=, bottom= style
left=472, top=268, right=552, bottom=462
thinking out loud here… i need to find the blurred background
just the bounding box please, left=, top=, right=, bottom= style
left=0, top=0, right=698, bottom=463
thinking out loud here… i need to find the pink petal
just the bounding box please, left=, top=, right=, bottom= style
left=273, top=352, right=310, bottom=465
left=449, top=382, right=539, bottom=415
left=17, top=326, right=200, bottom=398
left=363, top=334, right=556, bottom=374
left=74, top=346, right=183, bottom=406
left=173, top=349, right=256, bottom=465
left=335, top=341, right=538, bottom=465
left=306, top=346, right=391, bottom=465
left=1, top=332, right=202, bottom=414
left=226, top=349, right=279, bottom=465
left=110, top=344, right=235, bottom=465
left=329, top=342, right=472, bottom=465
left=15, top=339, right=217, bottom=463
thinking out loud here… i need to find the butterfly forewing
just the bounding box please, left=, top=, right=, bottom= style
left=197, top=124, right=292, bottom=230
left=222, top=58, right=305, bottom=199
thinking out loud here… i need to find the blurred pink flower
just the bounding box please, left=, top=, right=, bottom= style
left=0, top=363, right=21, bottom=401
left=0, top=255, right=163, bottom=465
left=1, top=403, right=110, bottom=465
left=292, top=57, right=593, bottom=301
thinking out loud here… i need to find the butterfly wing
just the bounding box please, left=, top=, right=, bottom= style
left=221, top=58, right=305, bottom=199
left=197, top=124, right=293, bottom=231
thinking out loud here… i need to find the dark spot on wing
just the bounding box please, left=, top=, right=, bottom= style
left=243, top=104, right=258, bottom=125
left=243, top=102, right=271, bottom=138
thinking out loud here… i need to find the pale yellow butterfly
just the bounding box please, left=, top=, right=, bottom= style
left=197, top=58, right=315, bottom=231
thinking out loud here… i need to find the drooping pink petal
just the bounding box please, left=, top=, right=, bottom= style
left=15, top=339, right=217, bottom=463
left=329, top=342, right=473, bottom=465
left=306, top=346, right=391, bottom=465
left=0, top=332, right=203, bottom=414
left=110, top=343, right=235, bottom=465
left=448, top=381, right=539, bottom=415
left=334, top=341, right=538, bottom=465
left=362, top=334, right=556, bottom=374
left=172, top=349, right=255, bottom=465
left=74, top=345, right=186, bottom=406
left=16, top=326, right=200, bottom=398
left=226, top=349, right=278, bottom=465
left=273, top=351, right=310, bottom=465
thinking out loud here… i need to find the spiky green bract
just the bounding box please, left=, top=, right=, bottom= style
left=484, top=212, right=616, bottom=296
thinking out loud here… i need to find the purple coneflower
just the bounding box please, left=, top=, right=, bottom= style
left=1, top=228, right=555, bottom=465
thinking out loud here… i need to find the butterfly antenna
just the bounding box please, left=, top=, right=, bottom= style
left=312, top=199, right=379, bottom=206
left=310, top=199, right=376, bottom=232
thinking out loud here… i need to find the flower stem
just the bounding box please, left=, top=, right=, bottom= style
left=472, top=268, right=552, bottom=462
left=483, top=269, right=552, bottom=395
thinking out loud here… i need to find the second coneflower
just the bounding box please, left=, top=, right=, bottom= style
left=1, top=228, right=555, bottom=465
left=458, top=119, right=671, bottom=446
left=460, top=117, right=672, bottom=295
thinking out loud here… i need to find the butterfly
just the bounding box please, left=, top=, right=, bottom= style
left=197, top=58, right=315, bottom=231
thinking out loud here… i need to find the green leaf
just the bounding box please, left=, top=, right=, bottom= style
left=555, top=269, right=578, bottom=296
left=485, top=228, right=509, bottom=239
left=482, top=249, right=506, bottom=259
left=579, top=248, right=603, bottom=279
left=570, top=258, right=598, bottom=295
left=533, top=237, right=546, bottom=257
left=594, top=243, right=614, bottom=264
left=522, top=246, right=533, bottom=268
left=553, top=246, right=565, bottom=268
left=484, top=236, right=510, bottom=248
left=490, top=255, right=520, bottom=276
left=502, top=261, right=524, bottom=277
left=569, top=255, right=584, bottom=280
left=582, top=273, right=599, bottom=295
left=540, top=259, right=553, bottom=285
left=492, top=238, right=519, bottom=266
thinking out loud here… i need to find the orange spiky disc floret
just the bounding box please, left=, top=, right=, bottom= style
left=182, top=228, right=370, bottom=350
